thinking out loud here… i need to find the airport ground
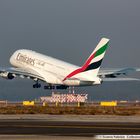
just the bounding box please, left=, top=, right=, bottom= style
left=0, top=115, right=140, bottom=140
left=0, top=135, right=92, bottom=140
left=0, top=102, right=140, bottom=139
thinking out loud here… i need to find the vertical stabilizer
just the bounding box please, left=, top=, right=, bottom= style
left=63, top=38, right=109, bottom=81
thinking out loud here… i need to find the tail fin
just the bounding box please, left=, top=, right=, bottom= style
left=81, top=38, right=109, bottom=77
left=63, top=38, right=109, bottom=81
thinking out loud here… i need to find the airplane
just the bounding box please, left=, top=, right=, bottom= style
left=0, top=38, right=139, bottom=90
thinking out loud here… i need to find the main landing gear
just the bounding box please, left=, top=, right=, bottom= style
left=33, top=82, right=41, bottom=88
left=44, top=85, right=68, bottom=90
left=32, top=81, right=68, bottom=90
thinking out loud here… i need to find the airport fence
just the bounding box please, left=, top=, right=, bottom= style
left=0, top=100, right=140, bottom=107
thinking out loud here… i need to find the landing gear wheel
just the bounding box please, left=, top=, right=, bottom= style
left=38, top=83, right=41, bottom=88
left=33, top=83, right=41, bottom=88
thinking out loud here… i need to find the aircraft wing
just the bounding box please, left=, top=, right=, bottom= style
left=0, top=67, right=46, bottom=82
left=0, top=67, right=140, bottom=84
left=103, top=77, right=140, bottom=81
left=99, top=68, right=140, bottom=78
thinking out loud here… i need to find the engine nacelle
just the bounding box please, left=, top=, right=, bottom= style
left=0, top=72, right=14, bottom=80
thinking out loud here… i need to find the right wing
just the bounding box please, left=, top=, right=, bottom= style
left=99, top=68, right=140, bottom=78
left=103, top=77, right=140, bottom=82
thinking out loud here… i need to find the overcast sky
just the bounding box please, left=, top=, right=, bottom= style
left=0, top=0, right=140, bottom=101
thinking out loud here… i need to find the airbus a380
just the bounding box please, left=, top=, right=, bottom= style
left=0, top=38, right=139, bottom=90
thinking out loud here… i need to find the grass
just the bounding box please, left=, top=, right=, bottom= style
left=0, top=106, right=139, bottom=115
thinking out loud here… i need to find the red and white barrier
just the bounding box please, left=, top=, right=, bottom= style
left=40, top=93, right=88, bottom=103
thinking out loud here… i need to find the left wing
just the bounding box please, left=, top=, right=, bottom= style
left=0, top=67, right=46, bottom=82
left=0, top=67, right=64, bottom=85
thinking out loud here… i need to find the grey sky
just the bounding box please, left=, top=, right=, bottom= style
left=0, top=0, right=140, bottom=101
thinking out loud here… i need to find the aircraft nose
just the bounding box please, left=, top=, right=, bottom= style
left=9, top=50, right=18, bottom=65
left=9, top=53, right=14, bottom=65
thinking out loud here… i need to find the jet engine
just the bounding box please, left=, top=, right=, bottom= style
left=0, top=72, right=14, bottom=80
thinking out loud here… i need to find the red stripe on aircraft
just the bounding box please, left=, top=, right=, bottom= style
left=63, top=52, right=96, bottom=81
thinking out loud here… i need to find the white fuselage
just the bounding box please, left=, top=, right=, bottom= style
left=9, top=49, right=101, bottom=86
